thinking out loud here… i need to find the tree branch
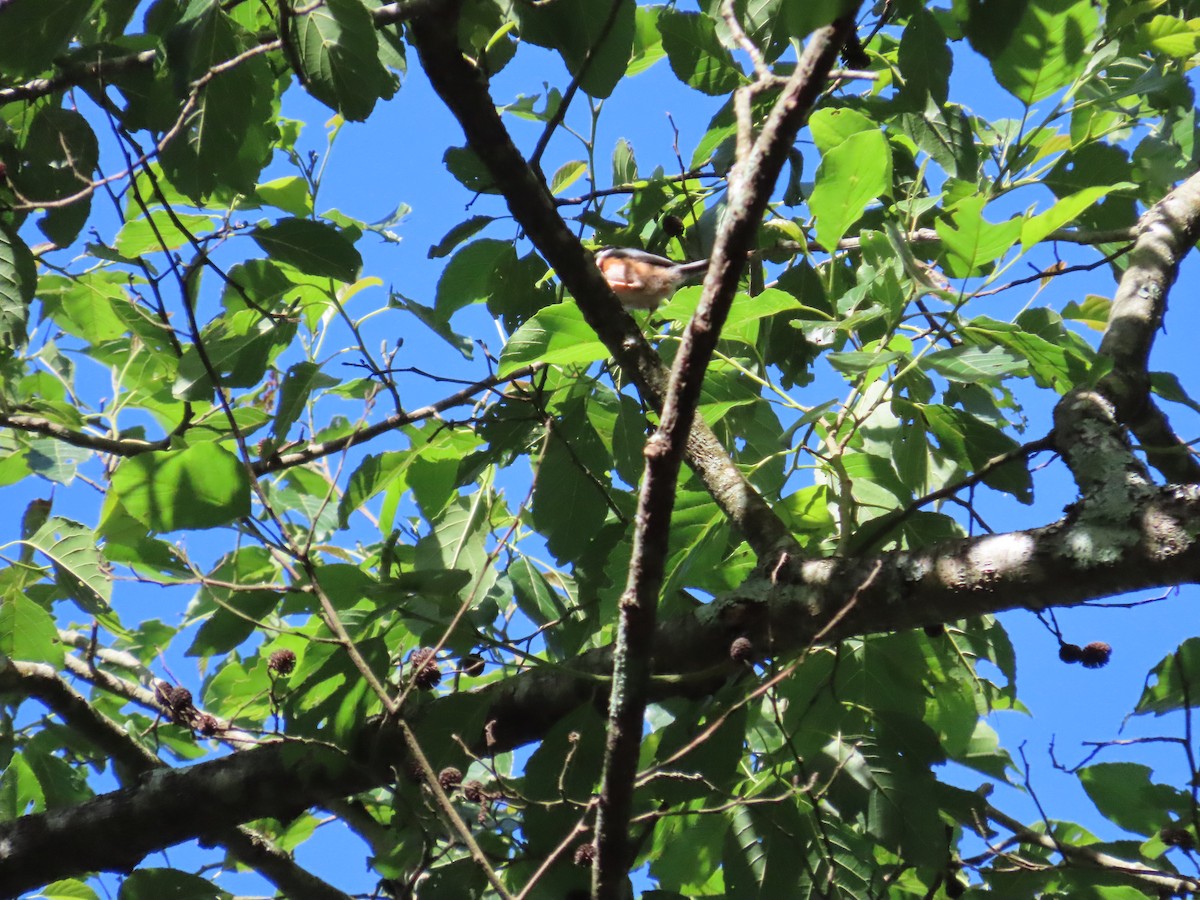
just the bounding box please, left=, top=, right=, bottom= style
left=1092, top=170, right=1200, bottom=483
left=0, top=366, right=541, bottom=473
left=0, top=658, right=354, bottom=900
left=985, top=804, right=1200, bottom=896
left=7, top=478, right=1200, bottom=890
left=0, top=49, right=158, bottom=106
left=407, top=1, right=801, bottom=562
left=593, top=13, right=856, bottom=894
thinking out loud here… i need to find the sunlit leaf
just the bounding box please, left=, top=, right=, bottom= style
left=0, top=594, right=63, bottom=667
left=499, top=303, right=608, bottom=376
left=104, top=444, right=251, bottom=533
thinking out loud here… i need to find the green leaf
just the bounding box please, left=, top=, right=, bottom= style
left=809, top=108, right=877, bottom=154
left=780, top=0, right=855, bottom=41
left=39, top=272, right=139, bottom=345
left=1078, top=762, right=1187, bottom=837
left=508, top=555, right=568, bottom=628
left=923, top=343, right=1027, bottom=383
left=630, top=5, right=667, bottom=75
left=25, top=516, right=112, bottom=614
left=550, top=159, right=588, bottom=195
left=0, top=223, right=35, bottom=352
left=923, top=404, right=1032, bottom=501
left=115, top=211, right=216, bottom=257
left=1139, top=15, right=1200, bottom=59
left=187, top=589, right=280, bottom=657
left=965, top=315, right=1092, bottom=393
left=936, top=196, right=1022, bottom=276
left=34, top=879, right=100, bottom=900
left=118, top=868, right=232, bottom=900
left=292, top=0, right=397, bottom=121
left=17, top=108, right=99, bottom=247
left=1063, top=294, right=1110, bottom=331
left=657, top=9, right=745, bottom=96
left=531, top=436, right=610, bottom=565
left=811, top=129, right=892, bottom=250
left=0, top=594, right=63, bottom=667
left=158, top=5, right=276, bottom=200
left=1136, top=638, right=1200, bottom=716
left=252, top=176, right=314, bottom=217
left=1021, top=185, right=1129, bottom=251
left=499, top=303, right=608, bottom=376
left=897, top=7, right=951, bottom=108
left=24, top=437, right=87, bottom=486
left=612, top=137, right=637, bottom=184
left=19, top=498, right=53, bottom=564
left=435, top=239, right=514, bottom=318
left=901, top=102, right=978, bottom=180
left=251, top=218, right=363, bottom=282
left=428, top=216, right=496, bottom=259
left=516, top=0, right=636, bottom=99
left=989, top=0, right=1099, bottom=105
left=648, top=802, right=727, bottom=893
left=175, top=309, right=298, bottom=398
left=104, top=444, right=251, bottom=533
left=443, top=146, right=500, bottom=194
left=339, top=451, right=411, bottom=528
left=272, top=361, right=338, bottom=442
left=0, top=0, right=92, bottom=77
left=0, top=752, right=45, bottom=818
left=827, top=348, right=907, bottom=377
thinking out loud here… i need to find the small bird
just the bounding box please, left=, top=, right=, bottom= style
left=594, top=246, right=709, bottom=311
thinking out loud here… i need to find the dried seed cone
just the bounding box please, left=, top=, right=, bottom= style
left=573, top=842, right=596, bottom=867
left=268, top=648, right=296, bottom=675
left=729, top=636, right=754, bottom=663
left=1080, top=641, right=1112, bottom=669
left=1059, top=643, right=1083, bottom=664
left=410, top=648, right=442, bottom=689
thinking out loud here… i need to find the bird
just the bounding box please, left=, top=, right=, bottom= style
left=593, top=246, right=709, bottom=311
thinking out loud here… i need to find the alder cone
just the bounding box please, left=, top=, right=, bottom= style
left=268, top=648, right=296, bottom=675
left=1080, top=641, right=1112, bottom=669
left=1059, top=643, right=1083, bottom=664
left=409, top=648, right=442, bottom=689
left=573, top=843, right=596, bottom=867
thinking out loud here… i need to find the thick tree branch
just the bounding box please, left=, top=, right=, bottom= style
left=0, top=659, right=353, bottom=900
left=1095, top=170, right=1200, bottom=483
left=0, top=49, right=158, bottom=106
left=0, top=413, right=169, bottom=456
left=593, top=13, right=856, bottom=894
left=408, top=1, right=800, bottom=562
left=0, top=739, right=374, bottom=897
left=7, top=479, right=1200, bottom=889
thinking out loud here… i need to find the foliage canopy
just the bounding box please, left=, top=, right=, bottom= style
left=1, top=0, right=1200, bottom=898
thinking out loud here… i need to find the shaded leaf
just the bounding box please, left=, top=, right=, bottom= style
left=251, top=218, right=362, bottom=282
left=657, top=9, right=744, bottom=96
left=292, top=0, right=396, bottom=121
left=0, top=223, right=35, bottom=351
